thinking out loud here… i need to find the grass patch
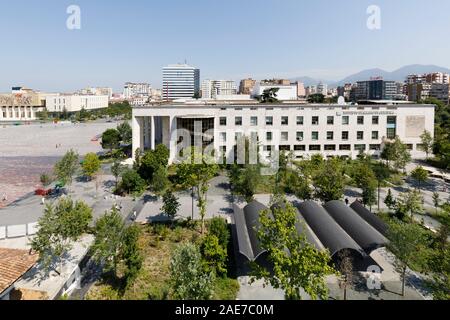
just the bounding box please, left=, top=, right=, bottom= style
left=213, top=277, right=240, bottom=300
left=86, top=221, right=240, bottom=300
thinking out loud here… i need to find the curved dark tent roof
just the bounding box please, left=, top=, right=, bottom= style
left=271, top=202, right=324, bottom=251
left=323, top=201, right=388, bottom=254
left=295, top=212, right=325, bottom=251
left=350, top=201, right=388, bottom=236
left=233, top=201, right=269, bottom=262
left=295, top=201, right=366, bottom=258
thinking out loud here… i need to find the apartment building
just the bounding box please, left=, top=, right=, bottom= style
left=239, top=78, right=256, bottom=95
left=407, top=83, right=449, bottom=104
left=123, top=82, right=152, bottom=99
left=201, top=80, right=237, bottom=99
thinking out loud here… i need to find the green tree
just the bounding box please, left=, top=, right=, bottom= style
left=122, top=225, right=143, bottom=288
left=381, top=142, right=396, bottom=169
left=391, top=138, right=412, bottom=173
left=117, top=122, right=132, bottom=145
left=373, top=163, right=391, bottom=211
left=432, top=192, right=441, bottom=214
left=161, top=190, right=180, bottom=220
left=353, top=163, right=377, bottom=210
left=170, top=243, right=214, bottom=300
left=251, top=199, right=335, bottom=300
left=200, top=234, right=227, bottom=276
left=91, top=207, right=125, bottom=274
left=152, top=166, right=170, bottom=196
left=61, top=107, right=69, bottom=120
left=433, top=128, right=450, bottom=170
left=288, top=171, right=313, bottom=201
left=384, top=189, right=396, bottom=211
left=208, top=217, right=230, bottom=249
left=396, top=189, right=423, bottom=221
left=111, top=159, right=125, bottom=189
left=31, top=197, right=92, bottom=273
left=82, top=153, right=101, bottom=181
left=120, top=168, right=146, bottom=195
left=259, top=88, right=280, bottom=103
left=313, top=158, right=345, bottom=203
left=307, top=93, right=325, bottom=103
left=420, top=130, right=434, bottom=160
left=101, top=129, right=121, bottom=153
left=410, top=166, right=429, bottom=192
left=78, top=107, right=89, bottom=121
left=54, top=149, right=79, bottom=187
left=40, top=173, right=53, bottom=187
left=362, top=179, right=377, bottom=211
left=137, top=144, right=170, bottom=182
left=177, top=149, right=219, bottom=233
left=428, top=245, right=450, bottom=300
left=237, top=165, right=262, bottom=203
left=387, top=221, right=430, bottom=296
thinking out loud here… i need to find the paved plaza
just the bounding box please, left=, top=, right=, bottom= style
left=0, top=121, right=117, bottom=208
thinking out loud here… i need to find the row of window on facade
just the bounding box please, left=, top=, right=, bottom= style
left=218, top=143, right=419, bottom=154
left=220, top=115, right=397, bottom=127
left=219, top=129, right=395, bottom=143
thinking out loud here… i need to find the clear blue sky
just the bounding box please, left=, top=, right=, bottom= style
left=1, top=0, right=449, bottom=92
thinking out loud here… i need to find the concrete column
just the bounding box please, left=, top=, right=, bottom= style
left=150, top=116, right=156, bottom=150
left=143, top=116, right=150, bottom=149
left=132, top=115, right=144, bottom=160
left=169, top=116, right=177, bottom=164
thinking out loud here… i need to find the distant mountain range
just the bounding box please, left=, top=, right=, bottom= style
left=291, top=64, right=450, bottom=88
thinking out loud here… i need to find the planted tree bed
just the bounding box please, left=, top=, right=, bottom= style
left=86, top=222, right=239, bottom=300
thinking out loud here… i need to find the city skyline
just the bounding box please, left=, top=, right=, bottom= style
left=1, top=0, right=450, bottom=92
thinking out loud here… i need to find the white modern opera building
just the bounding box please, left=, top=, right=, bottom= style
left=132, top=99, right=435, bottom=164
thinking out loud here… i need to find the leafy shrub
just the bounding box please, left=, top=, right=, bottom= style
left=170, top=243, right=214, bottom=300
left=200, top=234, right=227, bottom=277
left=120, top=169, right=146, bottom=195
left=153, top=224, right=169, bottom=241
left=208, top=217, right=229, bottom=249
left=171, top=226, right=184, bottom=243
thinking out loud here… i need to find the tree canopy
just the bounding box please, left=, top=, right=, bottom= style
left=312, top=158, right=345, bottom=203
left=31, top=197, right=92, bottom=273
left=117, top=122, right=132, bottom=145
left=251, top=199, right=335, bottom=300
left=91, top=207, right=125, bottom=273
left=259, top=88, right=280, bottom=103
left=176, top=149, right=219, bottom=233
left=102, top=129, right=121, bottom=152
left=170, top=243, right=214, bottom=300
left=82, top=153, right=101, bottom=180
left=387, top=221, right=430, bottom=296
left=54, top=149, right=79, bottom=186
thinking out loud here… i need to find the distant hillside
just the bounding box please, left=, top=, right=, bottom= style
left=290, top=76, right=325, bottom=87
left=290, top=64, right=450, bottom=88
left=330, top=64, right=450, bottom=87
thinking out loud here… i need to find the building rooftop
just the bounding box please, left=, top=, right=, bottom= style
left=0, top=248, right=39, bottom=296
left=133, top=99, right=434, bottom=109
